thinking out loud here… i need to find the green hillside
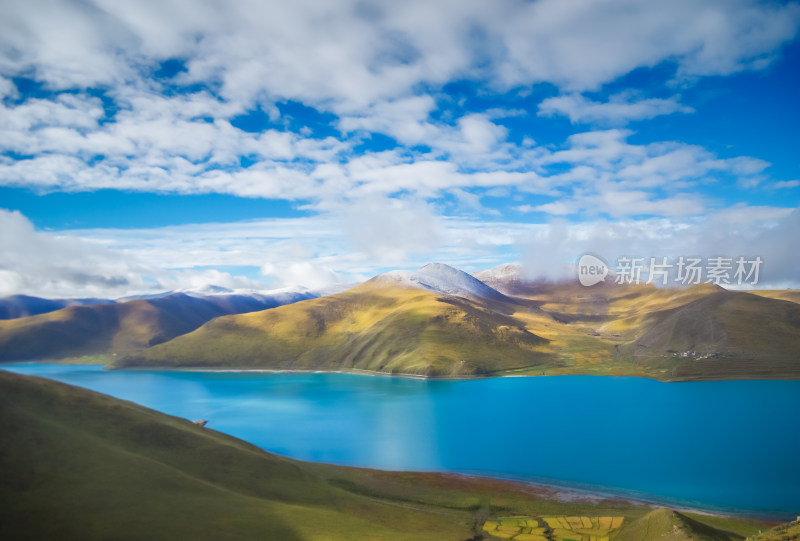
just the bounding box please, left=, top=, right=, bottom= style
left=0, top=370, right=775, bottom=540
left=116, top=284, right=554, bottom=376
left=0, top=369, right=472, bottom=540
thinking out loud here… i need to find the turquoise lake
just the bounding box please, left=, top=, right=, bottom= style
left=4, top=363, right=799, bottom=517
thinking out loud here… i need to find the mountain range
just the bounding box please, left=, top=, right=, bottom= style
left=116, top=263, right=552, bottom=376
left=2, top=262, right=799, bottom=380
left=0, top=294, right=114, bottom=320
left=0, top=289, right=317, bottom=362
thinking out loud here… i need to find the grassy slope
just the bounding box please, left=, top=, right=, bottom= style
left=117, top=285, right=554, bottom=377
left=0, top=369, right=472, bottom=540
left=0, top=370, right=775, bottom=540
left=749, top=517, right=800, bottom=540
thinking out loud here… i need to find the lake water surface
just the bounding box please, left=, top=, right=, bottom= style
left=4, top=363, right=799, bottom=517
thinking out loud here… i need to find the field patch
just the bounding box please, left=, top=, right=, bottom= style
left=483, top=515, right=624, bottom=540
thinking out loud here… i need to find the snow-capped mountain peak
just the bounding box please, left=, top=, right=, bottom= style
left=370, top=262, right=510, bottom=301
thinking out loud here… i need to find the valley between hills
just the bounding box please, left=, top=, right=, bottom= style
left=2, top=262, right=800, bottom=381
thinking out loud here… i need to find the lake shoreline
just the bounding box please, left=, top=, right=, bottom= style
left=453, top=472, right=792, bottom=522
left=103, top=363, right=800, bottom=384
left=7, top=358, right=800, bottom=383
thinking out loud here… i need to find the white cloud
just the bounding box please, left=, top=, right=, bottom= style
left=337, top=96, right=438, bottom=144
left=3, top=200, right=797, bottom=298
left=0, top=209, right=151, bottom=298
left=154, top=269, right=267, bottom=293
left=59, top=211, right=537, bottom=292
left=0, top=209, right=282, bottom=298
left=520, top=205, right=799, bottom=285
left=0, top=1, right=794, bottom=212
left=2, top=1, right=797, bottom=107
left=339, top=196, right=445, bottom=265
left=0, top=77, right=17, bottom=99
left=533, top=130, right=773, bottom=203
left=538, top=93, right=694, bottom=124
left=767, top=180, right=800, bottom=190
left=260, top=262, right=346, bottom=290
left=525, top=190, right=707, bottom=218
left=0, top=0, right=798, bottom=297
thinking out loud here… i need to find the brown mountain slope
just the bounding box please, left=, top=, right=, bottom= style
left=0, top=294, right=114, bottom=320
left=750, top=289, right=800, bottom=305
left=624, top=290, right=800, bottom=379
left=0, top=292, right=312, bottom=362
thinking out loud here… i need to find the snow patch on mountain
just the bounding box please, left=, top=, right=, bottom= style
left=371, top=262, right=510, bottom=301
left=473, top=263, right=522, bottom=283
left=472, top=263, right=525, bottom=294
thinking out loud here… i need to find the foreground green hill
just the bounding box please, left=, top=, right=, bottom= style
left=0, top=370, right=776, bottom=540
left=0, top=369, right=472, bottom=540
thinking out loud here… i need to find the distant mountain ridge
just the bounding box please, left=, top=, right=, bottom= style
left=0, top=290, right=318, bottom=362
left=0, top=294, right=115, bottom=320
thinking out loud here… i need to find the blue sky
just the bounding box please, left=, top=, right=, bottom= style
left=1, top=0, right=799, bottom=298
